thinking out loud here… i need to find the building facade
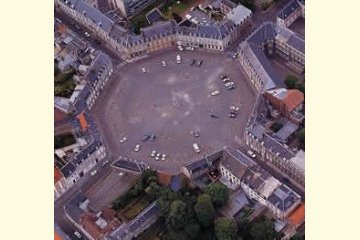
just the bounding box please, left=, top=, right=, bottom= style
left=109, top=0, right=157, bottom=19
left=55, top=0, right=252, bottom=61
left=245, top=124, right=305, bottom=187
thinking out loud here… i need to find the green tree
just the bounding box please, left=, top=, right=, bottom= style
left=166, top=200, right=188, bottom=231
left=194, top=194, right=215, bottom=227
left=295, top=82, right=305, bottom=93
left=250, top=217, right=281, bottom=240
left=204, top=182, right=229, bottom=207
left=184, top=219, right=201, bottom=239
left=215, top=217, right=238, bottom=240
left=285, top=75, right=298, bottom=89
left=297, top=128, right=305, bottom=149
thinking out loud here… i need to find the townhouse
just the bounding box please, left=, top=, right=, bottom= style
left=277, top=0, right=305, bottom=28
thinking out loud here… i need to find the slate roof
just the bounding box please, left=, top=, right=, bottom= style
left=248, top=123, right=267, bottom=139
left=85, top=52, right=112, bottom=85
left=273, top=121, right=299, bottom=142
left=226, top=5, right=252, bottom=25
left=61, top=162, right=76, bottom=178
left=142, top=20, right=176, bottom=39
left=221, top=149, right=256, bottom=179
left=74, top=0, right=114, bottom=33
left=278, top=0, right=301, bottom=20
left=287, top=34, right=305, bottom=54
left=146, top=8, right=164, bottom=24
left=263, top=134, right=295, bottom=159
left=247, top=22, right=276, bottom=46
left=242, top=165, right=273, bottom=193
left=197, top=24, right=222, bottom=39
left=109, top=24, right=128, bottom=42
left=267, top=184, right=300, bottom=212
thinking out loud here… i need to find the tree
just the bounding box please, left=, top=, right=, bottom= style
left=295, top=82, right=305, bottom=93
left=297, top=129, right=305, bottom=150
left=204, top=182, right=229, bottom=207
left=184, top=219, right=201, bottom=239
left=250, top=217, right=281, bottom=240
left=215, top=217, right=238, bottom=240
left=285, top=75, right=298, bottom=89
left=194, top=194, right=215, bottom=227
left=166, top=200, right=188, bottom=231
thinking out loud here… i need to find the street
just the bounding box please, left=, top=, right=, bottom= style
left=54, top=10, right=124, bottom=65
left=54, top=157, right=114, bottom=240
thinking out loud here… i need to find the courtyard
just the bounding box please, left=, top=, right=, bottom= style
left=92, top=48, right=256, bottom=173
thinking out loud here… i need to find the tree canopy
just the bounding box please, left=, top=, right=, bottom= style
left=215, top=217, right=238, bottom=240
left=249, top=217, right=281, bottom=240
left=204, top=182, right=229, bottom=207
left=194, top=194, right=215, bottom=227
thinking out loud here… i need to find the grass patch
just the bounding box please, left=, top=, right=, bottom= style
left=54, top=65, right=76, bottom=98
left=121, top=197, right=151, bottom=220
left=54, top=133, right=76, bottom=149
left=161, top=0, right=197, bottom=17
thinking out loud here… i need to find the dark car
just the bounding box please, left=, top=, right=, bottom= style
left=197, top=60, right=203, bottom=67
left=94, top=39, right=101, bottom=45
left=150, top=133, right=156, bottom=141
left=210, top=114, right=219, bottom=118
left=142, top=135, right=150, bottom=142
left=190, top=59, right=196, bottom=65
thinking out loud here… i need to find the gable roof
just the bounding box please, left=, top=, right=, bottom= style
left=220, top=149, right=257, bottom=179
left=287, top=203, right=305, bottom=226
left=54, top=167, right=64, bottom=184
left=283, top=89, right=304, bottom=112
left=278, top=0, right=301, bottom=20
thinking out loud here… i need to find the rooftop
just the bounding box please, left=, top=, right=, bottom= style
left=54, top=167, right=64, bottom=184
left=146, top=8, right=164, bottom=24
left=273, top=121, right=299, bottom=142
left=226, top=5, right=252, bottom=25
left=267, top=184, right=301, bottom=212
left=263, top=134, right=295, bottom=160
left=289, top=150, right=305, bottom=171
left=287, top=203, right=305, bottom=226
left=220, top=149, right=256, bottom=179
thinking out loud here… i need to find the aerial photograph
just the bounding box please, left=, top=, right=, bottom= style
left=54, top=0, right=305, bottom=239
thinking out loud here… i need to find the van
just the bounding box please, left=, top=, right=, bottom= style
left=176, top=55, right=181, bottom=64
left=193, top=143, right=200, bottom=153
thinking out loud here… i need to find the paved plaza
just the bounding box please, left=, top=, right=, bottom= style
left=92, top=48, right=256, bottom=172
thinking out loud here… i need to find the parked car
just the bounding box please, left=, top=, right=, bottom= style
left=119, top=172, right=124, bottom=176
left=141, top=67, right=147, bottom=73
left=119, top=137, right=128, bottom=143
left=222, top=77, right=230, bottom=83
left=84, top=31, right=90, bottom=37
left=232, top=53, right=238, bottom=58
left=149, top=133, right=156, bottom=141
left=101, top=160, right=109, bottom=167
left=247, top=150, right=256, bottom=158
left=186, top=46, right=194, bottom=51
left=190, top=59, right=196, bottom=65
left=150, top=150, right=157, bottom=157
left=177, top=45, right=184, bottom=51
left=193, top=143, right=201, bottom=153
left=74, top=231, right=82, bottom=238
left=142, top=135, right=150, bottom=142
left=210, top=113, right=219, bottom=119
left=191, top=131, right=200, bottom=137
left=90, top=170, right=97, bottom=176
left=196, top=60, right=203, bottom=67
left=161, top=154, right=166, bottom=161
left=211, top=90, right=220, bottom=96
left=177, top=55, right=181, bottom=64
left=162, top=61, right=167, bottom=67
left=134, top=144, right=141, bottom=152
left=155, top=153, right=161, bottom=161
left=230, top=106, right=240, bottom=111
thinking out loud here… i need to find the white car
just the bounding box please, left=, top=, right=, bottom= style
left=141, top=67, right=147, bottom=73
left=155, top=153, right=161, bottom=161
left=176, top=54, right=181, bottom=64
left=230, top=106, right=240, bottom=111
left=177, top=45, right=184, bottom=51
left=186, top=46, right=194, bottom=51
left=134, top=144, right=141, bottom=152
left=161, top=154, right=166, bottom=161
left=247, top=150, right=256, bottom=158
left=162, top=61, right=167, bottom=67
left=119, top=172, right=124, bottom=176
left=119, top=137, right=128, bottom=143
left=150, top=150, right=157, bottom=157
left=84, top=31, right=90, bottom=37
left=193, top=143, right=200, bottom=153
left=90, top=170, right=97, bottom=176
left=211, top=90, right=220, bottom=96
left=74, top=231, right=82, bottom=238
